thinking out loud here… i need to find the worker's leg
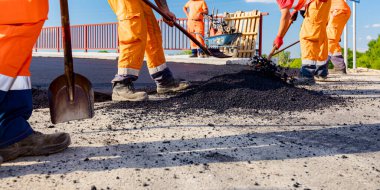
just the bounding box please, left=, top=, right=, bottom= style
left=142, top=4, right=190, bottom=93
left=300, top=0, right=331, bottom=78
left=0, top=21, right=71, bottom=162
left=188, top=20, right=198, bottom=57
left=0, top=23, right=42, bottom=148
left=114, top=1, right=147, bottom=83
left=327, top=9, right=351, bottom=72
left=195, top=21, right=206, bottom=56
left=111, top=0, right=148, bottom=101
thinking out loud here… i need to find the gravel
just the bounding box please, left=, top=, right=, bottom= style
left=105, top=70, right=344, bottom=113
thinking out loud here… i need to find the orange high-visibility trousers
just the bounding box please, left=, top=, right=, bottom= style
left=327, top=9, right=351, bottom=56
left=188, top=20, right=205, bottom=50
left=0, top=0, right=47, bottom=147
left=108, top=0, right=166, bottom=77
left=300, top=0, right=331, bottom=66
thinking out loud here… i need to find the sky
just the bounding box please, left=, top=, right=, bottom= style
left=45, top=0, right=380, bottom=57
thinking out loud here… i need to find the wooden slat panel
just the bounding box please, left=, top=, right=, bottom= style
left=223, top=10, right=261, bottom=58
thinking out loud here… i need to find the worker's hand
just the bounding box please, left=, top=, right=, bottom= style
left=273, top=36, right=284, bottom=49
left=162, top=10, right=176, bottom=27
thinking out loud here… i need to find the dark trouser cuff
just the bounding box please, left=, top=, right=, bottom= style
left=191, top=49, right=198, bottom=55
left=111, top=75, right=138, bottom=84
left=331, top=55, right=346, bottom=70
left=151, top=68, right=174, bottom=86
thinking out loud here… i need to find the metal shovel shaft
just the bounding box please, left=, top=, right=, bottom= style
left=60, top=0, right=75, bottom=102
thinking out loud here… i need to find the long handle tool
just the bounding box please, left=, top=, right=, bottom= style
left=48, top=0, right=94, bottom=124
left=142, top=0, right=231, bottom=58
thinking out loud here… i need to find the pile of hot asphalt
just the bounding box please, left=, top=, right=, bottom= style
left=105, top=70, right=344, bottom=113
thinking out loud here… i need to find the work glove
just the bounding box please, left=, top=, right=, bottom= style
left=300, top=10, right=306, bottom=18
left=273, top=36, right=284, bottom=49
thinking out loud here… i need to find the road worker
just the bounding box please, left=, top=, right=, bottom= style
left=183, top=0, right=209, bottom=58
left=327, top=0, right=351, bottom=74
left=274, top=0, right=332, bottom=84
left=0, top=0, right=71, bottom=163
left=108, top=0, right=190, bottom=102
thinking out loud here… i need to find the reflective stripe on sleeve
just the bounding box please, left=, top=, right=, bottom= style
left=0, top=74, right=31, bottom=91
left=117, top=68, right=140, bottom=77
left=302, top=59, right=328, bottom=66
left=148, top=63, right=168, bottom=75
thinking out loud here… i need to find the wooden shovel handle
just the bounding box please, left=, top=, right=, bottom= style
left=141, top=0, right=212, bottom=56
left=60, top=0, right=75, bottom=102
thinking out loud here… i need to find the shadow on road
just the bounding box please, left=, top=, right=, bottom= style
left=1, top=123, right=379, bottom=178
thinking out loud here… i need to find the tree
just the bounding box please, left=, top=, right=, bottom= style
left=357, top=34, right=380, bottom=70
left=275, top=51, right=291, bottom=66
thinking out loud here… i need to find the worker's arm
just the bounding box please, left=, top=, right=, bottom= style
left=183, top=7, right=189, bottom=18
left=273, top=8, right=291, bottom=49
left=202, top=2, right=209, bottom=15
left=154, top=0, right=176, bottom=26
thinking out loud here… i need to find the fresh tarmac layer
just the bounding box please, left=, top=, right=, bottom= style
left=1, top=58, right=379, bottom=190
left=106, top=70, right=344, bottom=113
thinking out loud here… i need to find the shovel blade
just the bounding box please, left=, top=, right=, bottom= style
left=48, top=73, right=94, bottom=124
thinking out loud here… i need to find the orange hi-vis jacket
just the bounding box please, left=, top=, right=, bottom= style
left=184, top=0, right=208, bottom=21
left=0, top=0, right=48, bottom=24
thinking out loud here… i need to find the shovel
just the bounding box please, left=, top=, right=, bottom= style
left=48, top=0, right=94, bottom=124
left=141, top=0, right=231, bottom=58
left=267, top=11, right=299, bottom=60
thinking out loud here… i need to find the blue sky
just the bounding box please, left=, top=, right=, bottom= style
left=45, top=0, right=380, bottom=57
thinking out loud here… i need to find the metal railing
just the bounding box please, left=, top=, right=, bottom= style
left=33, top=17, right=265, bottom=55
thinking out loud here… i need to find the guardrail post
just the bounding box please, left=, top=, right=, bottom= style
left=57, top=27, right=60, bottom=52
left=84, top=25, right=88, bottom=52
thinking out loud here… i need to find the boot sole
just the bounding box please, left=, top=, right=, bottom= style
left=1, top=134, right=71, bottom=162
left=112, top=94, right=148, bottom=102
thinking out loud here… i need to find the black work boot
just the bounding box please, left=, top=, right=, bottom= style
left=152, top=68, right=190, bottom=94
left=189, top=49, right=198, bottom=58
left=112, top=81, right=148, bottom=101
left=0, top=131, right=71, bottom=162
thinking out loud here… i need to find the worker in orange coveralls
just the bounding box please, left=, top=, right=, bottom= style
left=0, top=0, right=71, bottom=164
left=326, top=0, right=351, bottom=74
left=183, top=0, right=209, bottom=58
left=274, top=0, right=331, bottom=84
left=108, top=0, right=190, bottom=101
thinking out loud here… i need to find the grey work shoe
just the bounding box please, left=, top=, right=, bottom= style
left=112, top=82, right=148, bottom=102
left=157, top=79, right=190, bottom=94
left=332, top=68, right=347, bottom=75
left=291, top=77, right=316, bottom=85
left=0, top=131, right=71, bottom=162
left=314, top=75, right=328, bottom=82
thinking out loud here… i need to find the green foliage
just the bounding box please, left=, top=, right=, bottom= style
left=275, top=51, right=291, bottom=66
left=342, top=35, right=380, bottom=70
left=275, top=51, right=301, bottom=68
left=177, top=50, right=193, bottom=55
left=98, top=50, right=109, bottom=53
left=357, top=35, right=380, bottom=70
left=288, top=58, right=302, bottom=68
